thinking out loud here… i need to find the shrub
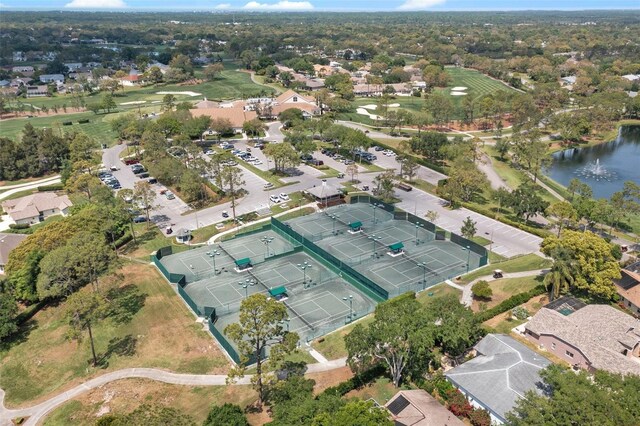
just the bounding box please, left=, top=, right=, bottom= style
left=472, top=280, right=492, bottom=299
left=78, top=119, right=90, bottom=124
left=322, top=365, right=386, bottom=397
left=511, top=306, right=530, bottom=320
left=62, top=121, right=72, bottom=126
left=469, top=407, right=492, bottom=426
left=475, top=285, right=546, bottom=323
left=38, top=184, right=64, bottom=191
left=8, top=223, right=30, bottom=230
left=446, top=389, right=473, bottom=418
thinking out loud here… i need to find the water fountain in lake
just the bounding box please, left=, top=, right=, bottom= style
left=575, top=158, right=617, bottom=182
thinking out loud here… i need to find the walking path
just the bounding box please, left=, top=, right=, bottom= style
left=0, top=176, right=61, bottom=201
left=0, top=356, right=347, bottom=426
left=446, top=269, right=549, bottom=307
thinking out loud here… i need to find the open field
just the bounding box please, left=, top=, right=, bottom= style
left=43, top=378, right=256, bottom=426
left=457, top=253, right=551, bottom=285
left=471, top=275, right=543, bottom=312
left=0, top=263, right=229, bottom=408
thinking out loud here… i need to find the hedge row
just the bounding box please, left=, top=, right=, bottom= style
left=475, top=284, right=547, bottom=323
left=460, top=202, right=552, bottom=239
left=322, top=365, right=386, bottom=397
left=38, top=184, right=64, bottom=192
left=8, top=223, right=30, bottom=230
left=115, top=232, right=133, bottom=248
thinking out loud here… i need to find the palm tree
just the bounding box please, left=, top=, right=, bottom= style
left=544, top=248, right=575, bottom=301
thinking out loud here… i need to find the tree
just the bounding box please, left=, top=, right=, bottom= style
left=101, top=93, right=117, bottom=113
left=203, top=63, right=225, bottom=81
left=225, top=294, right=299, bottom=406
left=511, top=130, right=550, bottom=183
left=426, top=294, right=483, bottom=362
left=506, top=365, right=640, bottom=426
left=373, top=169, right=396, bottom=202
left=145, top=66, right=163, bottom=85
left=264, top=142, right=300, bottom=173
left=346, top=163, right=359, bottom=183
left=169, top=54, right=194, bottom=76
left=543, top=247, right=575, bottom=301
left=103, top=404, right=195, bottom=426
left=424, top=92, right=454, bottom=126
left=203, top=404, right=248, bottom=426
left=494, top=138, right=510, bottom=160
left=0, top=287, right=18, bottom=340
left=65, top=289, right=107, bottom=366
left=471, top=280, right=492, bottom=300
left=162, top=94, right=176, bottom=111
left=210, top=117, right=234, bottom=141
left=279, top=71, right=293, bottom=87
left=312, top=399, right=393, bottom=426
left=460, top=216, right=477, bottom=239
left=345, top=295, right=434, bottom=387
left=220, top=165, right=245, bottom=224
left=541, top=230, right=621, bottom=299
left=508, top=184, right=549, bottom=222
left=425, top=210, right=439, bottom=223
left=546, top=201, right=577, bottom=237
left=242, top=118, right=266, bottom=137
left=399, top=155, right=419, bottom=182
left=439, top=160, right=489, bottom=206
left=133, top=181, right=157, bottom=228
left=278, top=108, right=304, bottom=128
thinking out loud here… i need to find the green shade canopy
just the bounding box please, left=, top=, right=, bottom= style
left=349, top=221, right=363, bottom=229
left=269, top=286, right=287, bottom=297
left=235, top=258, right=251, bottom=266
left=389, top=242, right=404, bottom=251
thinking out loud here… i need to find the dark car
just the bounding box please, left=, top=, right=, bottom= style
left=138, top=172, right=150, bottom=178
left=147, top=178, right=158, bottom=184
left=309, top=159, right=324, bottom=166
left=374, top=145, right=384, bottom=151
left=133, top=216, right=147, bottom=223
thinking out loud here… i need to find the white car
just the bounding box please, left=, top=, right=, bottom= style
left=384, top=150, right=396, bottom=156
left=269, top=194, right=281, bottom=203
left=279, top=193, right=290, bottom=201
left=252, top=159, right=263, bottom=165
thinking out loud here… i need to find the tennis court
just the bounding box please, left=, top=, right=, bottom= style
left=220, top=230, right=297, bottom=263
left=180, top=249, right=376, bottom=340
left=159, top=244, right=238, bottom=283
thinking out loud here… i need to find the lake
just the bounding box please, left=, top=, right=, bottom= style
left=545, top=126, right=640, bottom=199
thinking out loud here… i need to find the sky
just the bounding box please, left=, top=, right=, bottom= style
left=0, top=0, right=637, bottom=11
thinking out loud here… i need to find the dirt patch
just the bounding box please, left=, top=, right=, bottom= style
left=483, top=293, right=549, bottom=329
left=308, top=366, right=354, bottom=394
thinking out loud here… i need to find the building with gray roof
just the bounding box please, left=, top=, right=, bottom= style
left=445, top=334, right=550, bottom=424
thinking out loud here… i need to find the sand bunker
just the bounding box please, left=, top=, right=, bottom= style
left=120, top=101, right=147, bottom=105
left=156, top=91, right=202, bottom=97
left=451, top=86, right=468, bottom=91
left=356, top=108, right=382, bottom=120
left=361, top=103, right=400, bottom=110
left=450, top=91, right=467, bottom=96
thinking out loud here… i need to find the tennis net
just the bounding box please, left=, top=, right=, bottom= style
left=217, top=244, right=235, bottom=261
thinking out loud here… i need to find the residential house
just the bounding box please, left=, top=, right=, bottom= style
left=39, top=74, right=64, bottom=84
left=385, top=390, right=464, bottom=426
left=190, top=107, right=257, bottom=133
left=313, top=64, right=334, bottom=77
left=525, top=304, right=640, bottom=375
left=11, top=66, right=34, bottom=76
left=64, top=63, right=83, bottom=72
left=12, top=51, right=26, bottom=62
left=622, top=74, right=640, bottom=82
left=26, top=85, right=49, bottom=98
left=271, top=89, right=319, bottom=118
left=301, top=78, right=325, bottom=91
left=0, top=233, right=27, bottom=275
left=616, top=262, right=640, bottom=315
left=195, top=98, right=220, bottom=109
left=10, top=77, right=33, bottom=88
left=0, top=80, right=9, bottom=88
left=119, top=74, right=141, bottom=87
left=560, top=76, right=577, bottom=86
left=445, top=334, right=550, bottom=425
left=1, top=193, right=73, bottom=226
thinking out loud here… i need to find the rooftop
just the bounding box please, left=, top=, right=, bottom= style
left=526, top=305, right=640, bottom=376
left=385, top=389, right=464, bottom=426
left=0, top=233, right=28, bottom=266
left=190, top=107, right=257, bottom=129
left=1, top=192, right=73, bottom=221
left=445, top=334, right=550, bottom=422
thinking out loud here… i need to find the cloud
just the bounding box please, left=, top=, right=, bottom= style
left=397, top=0, right=444, bottom=10
left=65, top=0, right=127, bottom=8
left=242, top=1, right=314, bottom=10
left=214, top=3, right=232, bottom=8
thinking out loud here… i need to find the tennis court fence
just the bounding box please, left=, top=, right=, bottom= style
left=271, top=217, right=388, bottom=302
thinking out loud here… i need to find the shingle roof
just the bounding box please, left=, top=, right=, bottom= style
left=445, top=334, right=550, bottom=422
left=275, top=89, right=315, bottom=105
left=1, top=193, right=73, bottom=221
left=526, top=305, right=640, bottom=376
left=190, top=107, right=257, bottom=129
left=0, top=233, right=28, bottom=266
left=385, top=390, right=465, bottom=426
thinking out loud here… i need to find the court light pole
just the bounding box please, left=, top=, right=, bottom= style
left=261, top=236, right=274, bottom=257
left=369, top=235, right=382, bottom=254
left=297, top=262, right=311, bottom=285
left=466, top=245, right=471, bottom=273
left=343, top=295, right=353, bottom=322
left=415, top=222, right=424, bottom=245
left=242, top=284, right=248, bottom=298
left=419, top=261, right=427, bottom=290
left=372, top=203, right=378, bottom=224
left=330, top=214, right=339, bottom=235
left=210, top=249, right=221, bottom=274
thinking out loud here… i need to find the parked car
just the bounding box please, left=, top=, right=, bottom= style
left=279, top=193, right=290, bottom=201
left=124, top=158, right=140, bottom=165
left=309, top=159, right=324, bottom=166
left=264, top=182, right=274, bottom=189
left=222, top=211, right=229, bottom=218
left=374, top=145, right=384, bottom=151
left=269, top=194, right=281, bottom=203
left=109, top=165, right=119, bottom=171
left=344, top=159, right=354, bottom=165
left=138, top=172, right=150, bottom=178
left=147, top=178, right=158, bottom=184
left=133, top=216, right=147, bottom=223
left=205, top=149, right=214, bottom=155
left=165, top=191, right=175, bottom=200
left=254, top=142, right=264, bottom=149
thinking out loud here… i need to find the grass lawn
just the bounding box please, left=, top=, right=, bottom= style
left=457, top=253, right=552, bottom=285
left=0, top=263, right=230, bottom=408
left=270, top=191, right=306, bottom=214
left=311, top=316, right=374, bottom=360
left=121, top=225, right=190, bottom=260
left=0, top=111, right=117, bottom=144
left=416, top=283, right=461, bottom=306
left=43, top=379, right=256, bottom=426
left=345, top=376, right=411, bottom=406
left=471, top=275, right=543, bottom=312
left=470, top=235, right=491, bottom=246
